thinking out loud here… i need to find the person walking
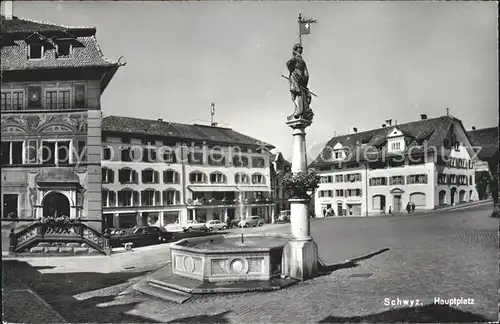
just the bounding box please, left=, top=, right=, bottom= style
left=406, top=202, right=411, bottom=214
left=411, top=202, right=416, bottom=213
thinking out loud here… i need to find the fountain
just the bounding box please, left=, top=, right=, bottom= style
left=131, top=20, right=320, bottom=303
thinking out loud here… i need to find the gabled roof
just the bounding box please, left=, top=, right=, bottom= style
left=102, top=115, right=275, bottom=150
left=467, top=127, right=499, bottom=161
left=1, top=16, right=95, bottom=36
left=310, top=115, right=457, bottom=167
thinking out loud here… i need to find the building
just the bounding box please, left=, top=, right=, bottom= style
left=310, top=115, right=479, bottom=217
left=467, top=126, right=499, bottom=174
left=101, top=116, right=275, bottom=229
left=0, top=4, right=122, bottom=231
left=270, top=152, right=291, bottom=217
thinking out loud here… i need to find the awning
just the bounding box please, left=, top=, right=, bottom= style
left=188, top=186, right=239, bottom=192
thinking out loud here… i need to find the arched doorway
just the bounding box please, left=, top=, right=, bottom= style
left=459, top=190, right=466, bottom=203
left=450, top=188, right=457, bottom=205
left=42, top=192, right=70, bottom=218
left=439, top=190, right=447, bottom=205
left=372, top=195, right=386, bottom=212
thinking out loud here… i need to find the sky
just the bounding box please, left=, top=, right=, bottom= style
left=11, top=1, right=498, bottom=160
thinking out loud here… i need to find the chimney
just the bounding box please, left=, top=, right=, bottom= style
left=157, top=118, right=163, bottom=122
left=381, top=124, right=386, bottom=128
left=420, top=114, right=427, bottom=120
left=1, top=1, right=13, bottom=20
left=472, top=126, right=476, bottom=131
left=385, top=119, right=392, bottom=126
left=353, top=127, right=358, bottom=133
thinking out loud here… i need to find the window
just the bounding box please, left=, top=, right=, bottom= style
left=142, top=147, right=157, bottom=163
left=252, top=173, right=265, bottom=184
left=121, top=148, right=132, bottom=162
left=26, top=140, right=38, bottom=164
left=76, top=140, right=86, bottom=163
left=118, top=190, right=134, bottom=207
left=142, top=169, right=159, bottom=184
left=188, top=152, right=204, bottom=165
left=235, top=173, right=249, bottom=184
left=344, top=173, right=361, bottom=182
left=232, top=155, right=249, bottom=167
left=390, top=141, right=402, bottom=151
left=103, top=147, right=111, bottom=160
left=252, top=157, right=265, bottom=168
left=407, top=174, right=428, bottom=184
left=369, top=177, right=387, bottom=186
left=102, top=190, right=116, bottom=207
left=160, top=148, right=176, bottom=163
left=163, top=170, right=179, bottom=183
left=335, top=175, right=344, bottom=182
left=28, top=44, right=44, bottom=59
left=163, top=190, right=180, bottom=205
left=320, top=176, right=333, bottom=183
left=469, top=175, right=473, bottom=185
left=1, top=141, right=24, bottom=165
left=335, top=189, right=344, bottom=197
left=189, top=171, right=205, bottom=183
left=41, top=141, right=71, bottom=165
left=118, top=168, right=137, bottom=184
left=102, top=168, right=114, bottom=183
left=121, top=137, right=131, bottom=144
left=74, top=84, right=86, bottom=108
left=141, top=190, right=159, bottom=206
left=390, top=176, right=405, bottom=185
left=1, top=91, right=24, bottom=111
left=345, top=189, right=362, bottom=197
left=438, top=173, right=448, bottom=185
left=208, top=151, right=226, bottom=166
left=2, top=194, right=18, bottom=218
left=210, top=172, right=226, bottom=183
left=45, top=89, right=71, bottom=110
left=56, top=43, right=71, bottom=58
left=319, top=190, right=333, bottom=198
left=333, top=151, right=343, bottom=159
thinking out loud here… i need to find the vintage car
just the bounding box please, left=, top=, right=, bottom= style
left=238, top=216, right=264, bottom=228
left=110, top=226, right=173, bottom=248
left=205, top=220, right=228, bottom=231
left=182, top=220, right=208, bottom=232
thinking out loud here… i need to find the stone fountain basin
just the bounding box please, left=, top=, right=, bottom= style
left=170, top=234, right=290, bottom=282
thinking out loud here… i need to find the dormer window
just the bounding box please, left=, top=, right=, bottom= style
left=391, top=142, right=401, bottom=151
left=56, top=43, right=72, bottom=58
left=28, top=44, right=44, bottom=59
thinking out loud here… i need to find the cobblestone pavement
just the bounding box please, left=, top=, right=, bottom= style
left=6, top=204, right=499, bottom=323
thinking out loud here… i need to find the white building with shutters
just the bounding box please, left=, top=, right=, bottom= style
left=101, top=115, right=275, bottom=230
left=311, top=115, right=479, bottom=217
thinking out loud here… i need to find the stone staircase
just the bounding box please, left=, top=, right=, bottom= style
left=24, top=242, right=101, bottom=255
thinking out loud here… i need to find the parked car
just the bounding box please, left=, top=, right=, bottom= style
left=205, top=220, right=227, bottom=231
left=110, top=226, right=173, bottom=248
left=227, top=218, right=241, bottom=229
left=182, top=220, right=207, bottom=232
left=238, top=216, right=264, bottom=228
left=277, top=210, right=291, bottom=223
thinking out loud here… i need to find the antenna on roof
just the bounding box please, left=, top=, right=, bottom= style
left=446, top=108, right=450, bottom=116
left=210, top=102, right=217, bottom=127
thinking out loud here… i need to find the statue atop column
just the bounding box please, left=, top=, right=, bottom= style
left=286, top=43, right=314, bottom=121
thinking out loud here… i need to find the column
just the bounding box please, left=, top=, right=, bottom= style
left=224, top=208, right=228, bottom=222
left=282, top=118, right=318, bottom=281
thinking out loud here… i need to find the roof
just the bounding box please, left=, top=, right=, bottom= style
left=102, top=115, right=275, bottom=149
left=467, top=127, right=499, bottom=161
left=1, top=16, right=121, bottom=72
left=310, top=115, right=459, bottom=167
left=1, top=16, right=95, bottom=36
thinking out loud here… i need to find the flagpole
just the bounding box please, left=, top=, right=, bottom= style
left=298, top=12, right=302, bottom=46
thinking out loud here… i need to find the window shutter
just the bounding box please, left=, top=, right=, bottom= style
left=102, top=168, right=107, bottom=182
left=155, top=191, right=161, bottom=205
left=109, top=170, right=114, bottom=183
left=109, top=191, right=116, bottom=207
left=133, top=191, right=139, bottom=205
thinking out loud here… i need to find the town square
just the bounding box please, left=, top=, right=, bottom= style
left=1, top=1, right=498, bottom=323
